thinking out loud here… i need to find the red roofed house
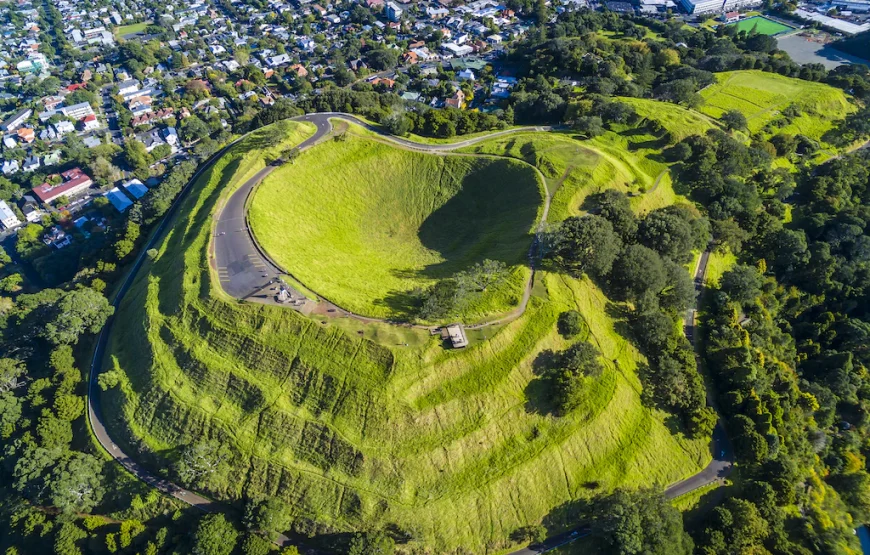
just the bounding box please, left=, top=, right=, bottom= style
left=66, top=83, right=87, bottom=92
left=32, top=168, right=93, bottom=205
left=445, top=89, right=465, bottom=109
left=289, top=64, right=308, bottom=78
left=16, top=128, right=35, bottom=143
left=370, top=77, right=395, bottom=88
left=81, top=113, right=100, bottom=131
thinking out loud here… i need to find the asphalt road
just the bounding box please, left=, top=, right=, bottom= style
left=88, top=113, right=732, bottom=554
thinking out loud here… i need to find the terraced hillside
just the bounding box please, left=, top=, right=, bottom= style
left=249, top=136, right=544, bottom=321
left=699, top=70, right=855, bottom=143
left=101, top=120, right=710, bottom=553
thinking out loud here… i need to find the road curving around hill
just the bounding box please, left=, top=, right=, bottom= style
left=88, top=113, right=732, bottom=554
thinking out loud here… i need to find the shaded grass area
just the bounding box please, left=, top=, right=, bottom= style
left=699, top=70, right=855, bottom=145
left=249, top=135, right=543, bottom=321
left=460, top=103, right=709, bottom=222
left=103, top=120, right=709, bottom=554
left=704, top=250, right=737, bottom=288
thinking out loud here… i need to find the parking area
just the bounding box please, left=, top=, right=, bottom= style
left=777, top=32, right=870, bottom=69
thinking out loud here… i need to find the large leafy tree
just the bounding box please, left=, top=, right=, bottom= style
left=42, top=288, right=114, bottom=345
left=192, top=514, right=238, bottom=555
left=595, top=489, right=692, bottom=555
left=547, top=215, right=622, bottom=278
left=608, top=244, right=666, bottom=302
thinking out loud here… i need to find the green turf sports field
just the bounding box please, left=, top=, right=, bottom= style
left=727, top=16, right=794, bottom=36
left=249, top=135, right=545, bottom=321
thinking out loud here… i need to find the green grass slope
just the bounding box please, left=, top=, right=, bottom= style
left=102, top=120, right=710, bottom=553
left=461, top=102, right=715, bottom=222
left=249, top=135, right=544, bottom=321
left=699, top=70, right=854, bottom=142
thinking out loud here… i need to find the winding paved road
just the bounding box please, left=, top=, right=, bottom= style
left=213, top=113, right=555, bottom=325
left=88, top=113, right=732, bottom=554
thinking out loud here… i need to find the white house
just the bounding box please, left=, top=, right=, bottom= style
left=0, top=200, right=20, bottom=229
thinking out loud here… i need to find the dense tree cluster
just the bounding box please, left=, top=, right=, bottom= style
left=546, top=194, right=714, bottom=436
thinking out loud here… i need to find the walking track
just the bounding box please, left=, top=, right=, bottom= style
left=88, top=113, right=732, bottom=554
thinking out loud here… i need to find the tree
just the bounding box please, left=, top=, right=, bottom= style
left=593, top=189, right=637, bottom=243
left=240, top=533, right=272, bottom=555
left=546, top=342, right=603, bottom=414
left=36, top=410, right=73, bottom=448
left=558, top=310, right=585, bottom=338
left=43, top=288, right=114, bottom=345
left=418, top=280, right=463, bottom=321
left=548, top=215, right=622, bottom=278
left=0, top=358, right=27, bottom=394
left=573, top=115, right=604, bottom=138
left=244, top=497, right=292, bottom=535
left=348, top=530, right=395, bottom=555
left=719, top=265, right=763, bottom=304
left=637, top=208, right=696, bottom=264
left=124, top=139, right=152, bottom=174
left=595, top=489, right=692, bottom=555
left=511, top=524, right=547, bottom=545
left=609, top=244, right=667, bottom=302
left=454, top=259, right=508, bottom=292
left=721, top=110, right=748, bottom=132
left=193, top=514, right=238, bottom=555
left=181, top=116, right=211, bottom=143
left=89, top=156, right=122, bottom=186
left=49, top=452, right=105, bottom=513
left=175, top=439, right=230, bottom=485
left=653, top=262, right=691, bottom=315
left=54, top=521, right=87, bottom=555
left=382, top=112, right=411, bottom=136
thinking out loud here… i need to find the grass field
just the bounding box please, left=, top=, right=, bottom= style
left=699, top=70, right=855, bottom=145
left=461, top=100, right=714, bottom=222
left=102, top=119, right=710, bottom=553
left=114, top=21, right=150, bottom=36
left=727, top=16, right=794, bottom=36
left=249, top=135, right=544, bottom=321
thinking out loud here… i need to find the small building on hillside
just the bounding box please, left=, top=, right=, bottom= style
left=442, top=324, right=469, bottom=348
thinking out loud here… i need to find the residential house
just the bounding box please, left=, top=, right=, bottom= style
left=81, top=113, right=100, bottom=131
left=2, top=108, right=32, bottom=131
left=0, top=200, right=20, bottom=229
left=22, top=155, right=40, bottom=172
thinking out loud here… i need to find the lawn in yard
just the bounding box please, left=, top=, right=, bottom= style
left=114, top=21, right=150, bottom=36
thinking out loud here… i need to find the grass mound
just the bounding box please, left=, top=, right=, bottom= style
left=699, top=70, right=854, bottom=141
left=249, top=135, right=545, bottom=321
left=102, top=119, right=710, bottom=553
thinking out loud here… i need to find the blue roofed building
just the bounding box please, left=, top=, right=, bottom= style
left=123, top=178, right=148, bottom=199
left=104, top=187, right=133, bottom=212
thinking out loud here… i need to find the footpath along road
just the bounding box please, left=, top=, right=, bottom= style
left=88, top=113, right=732, bottom=554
